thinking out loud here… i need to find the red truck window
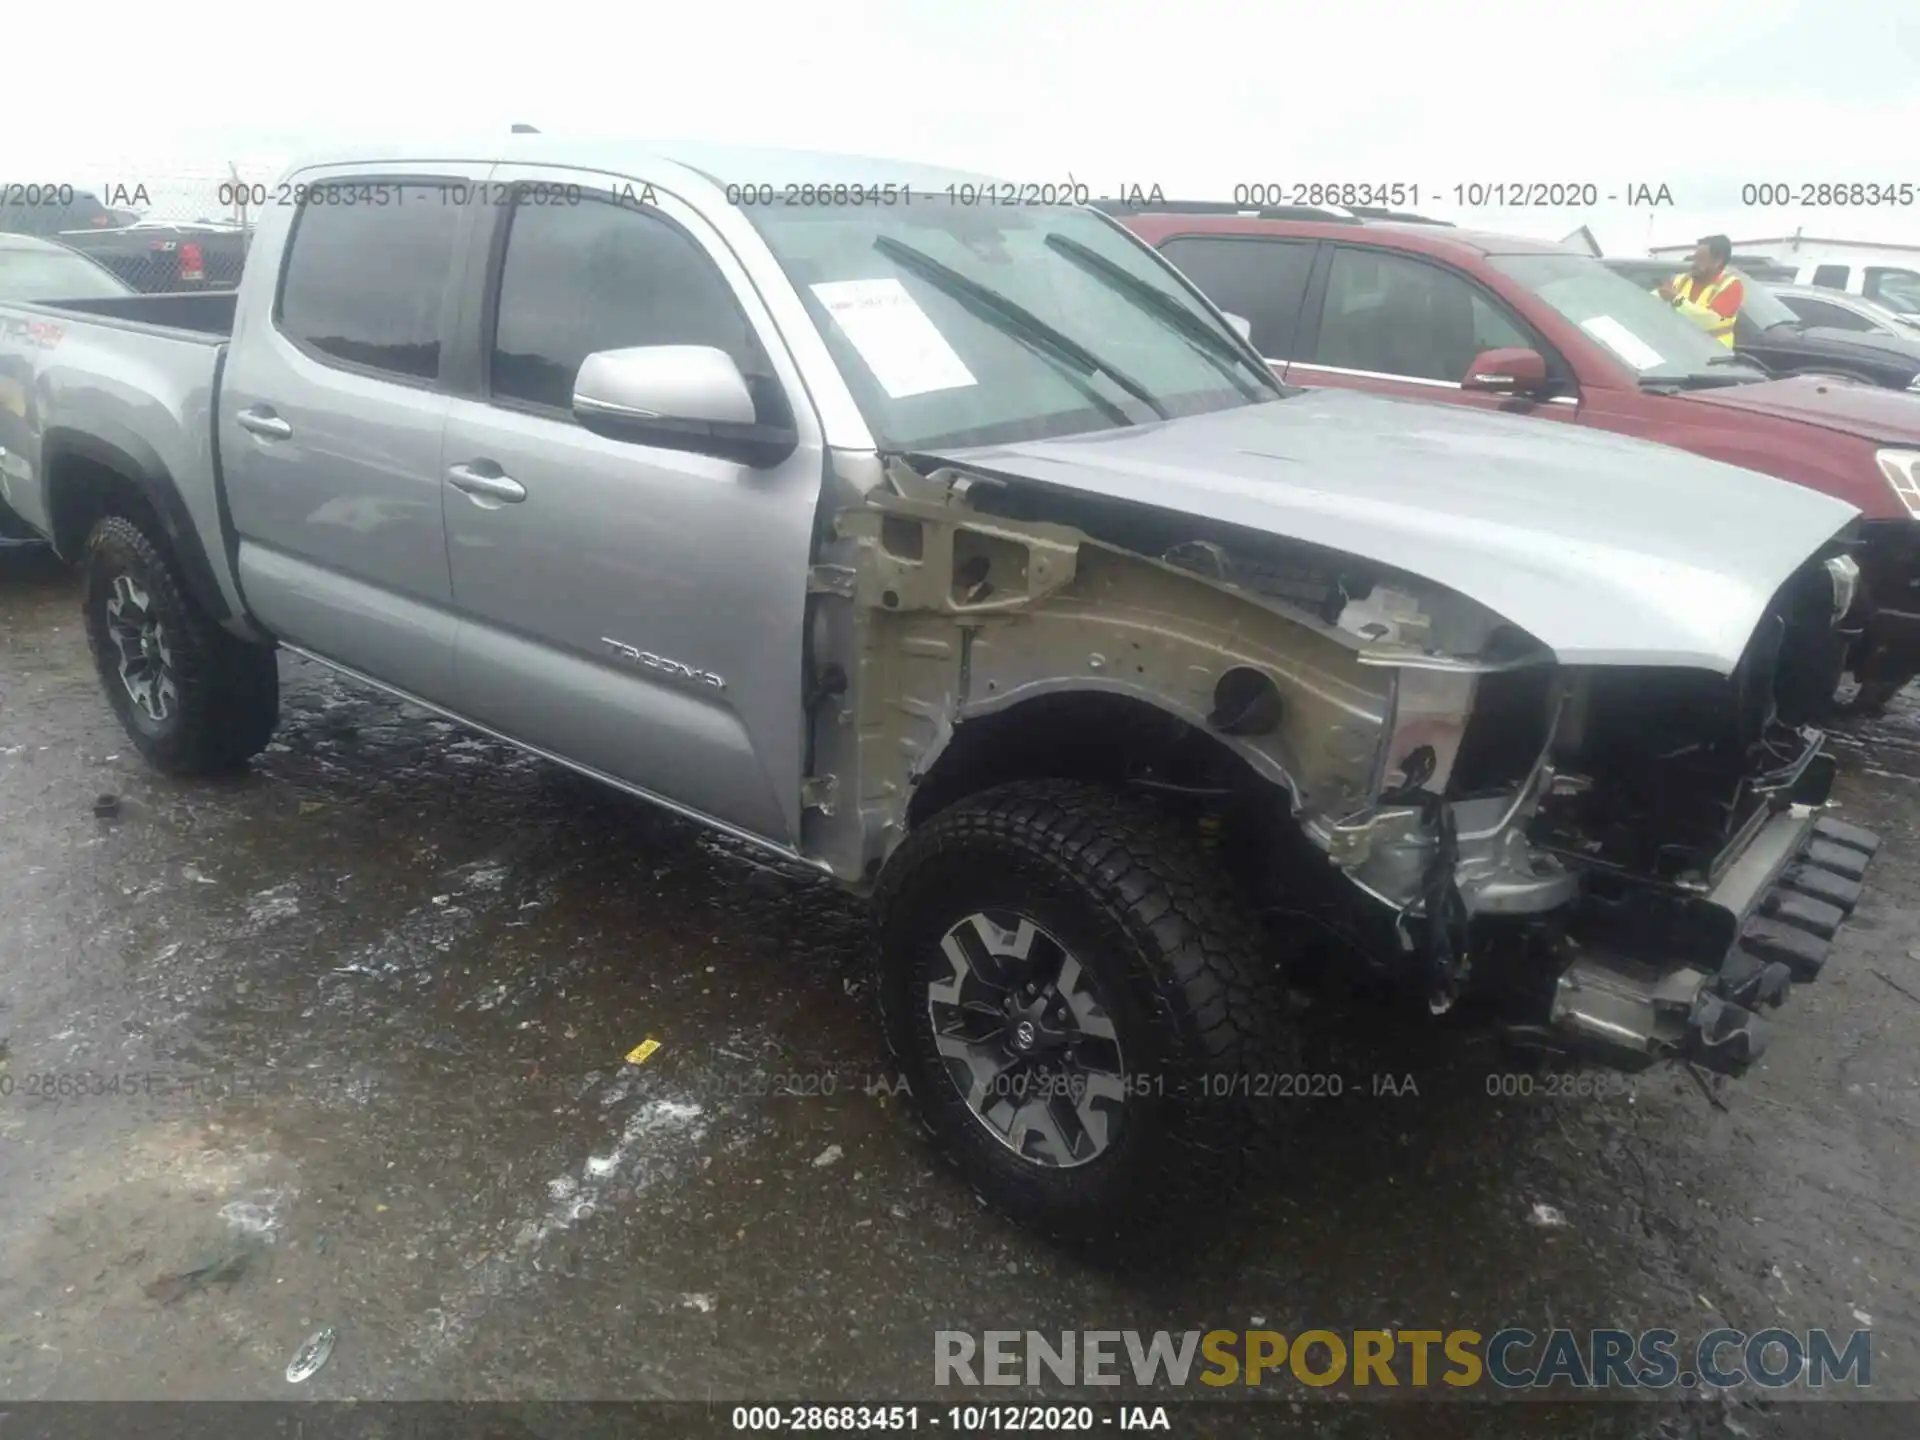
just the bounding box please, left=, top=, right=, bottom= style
left=1157, top=236, right=1315, bottom=359
left=1311, top=249, right=1529, bottom=384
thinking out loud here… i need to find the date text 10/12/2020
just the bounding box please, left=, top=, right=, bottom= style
left=53, top=177, right=1920, bottom=213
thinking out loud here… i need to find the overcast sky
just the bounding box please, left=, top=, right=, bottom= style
left=6, top=0, right=1917, bottom=256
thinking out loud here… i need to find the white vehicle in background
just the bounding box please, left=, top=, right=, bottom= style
left=1771, top=284, right=1920, bottom=339
left=1650, top=237, right=1920, bottom=320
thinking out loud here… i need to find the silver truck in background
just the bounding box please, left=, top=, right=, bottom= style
left=0, top=140, right=1884, bottom=1254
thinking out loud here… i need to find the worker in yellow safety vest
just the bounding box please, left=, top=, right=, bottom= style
left=1656, top=234, right=1745, bottom=347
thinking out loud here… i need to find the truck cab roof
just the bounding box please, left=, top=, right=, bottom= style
left=285, top=137, right=1005, bottom=195
left=1108, top=206, right=1572, bottom=261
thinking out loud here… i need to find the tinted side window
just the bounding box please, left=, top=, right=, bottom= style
left=1157, top=236, right=1314, bottom=358
left=1312, top=248, right=1507, bottom=382
left=1469, top=293, right=1529, bottom=352
left=1864, top=268, right=1920, bottom=312
left=54, top=193, right=114, bottom=231
left=277, top=183, right=462, bottom=381
left=1788, top=296, right=1875, bottom=332
left=491, top=197, right=765, bottom=414
left=1810, top=264, right=1850, bottom=289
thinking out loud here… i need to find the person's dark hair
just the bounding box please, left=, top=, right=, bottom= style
left=1699, top=234, right=1733, bottom=264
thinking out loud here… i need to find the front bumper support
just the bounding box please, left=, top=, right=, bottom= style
left=1548, top=812, right=1880, bottom=1074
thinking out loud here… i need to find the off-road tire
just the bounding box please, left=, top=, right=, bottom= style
left=82, top=513, right=279, bottom=775
left=873, top=779, right=1296, bottom=1253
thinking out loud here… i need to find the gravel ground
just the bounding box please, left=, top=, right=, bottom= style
left=3, top=545, right=1918, bottom=1438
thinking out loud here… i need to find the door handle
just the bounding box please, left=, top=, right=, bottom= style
left=237, top=408, right=293, bottom=440
left=446, top=463, right=527, bottom=504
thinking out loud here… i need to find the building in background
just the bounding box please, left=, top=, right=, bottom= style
left=1651, top=233, right=1920, bottom=316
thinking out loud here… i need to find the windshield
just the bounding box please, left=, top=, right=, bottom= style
left=742, top=199, right=1278, bottom=450
left=1613, top=262, right=1798, bottom=329
left=1873, top=271, right=1920, bottom=317
left=0, top=246, right=128, bottom=302
left=1490, top=252, right=1765, bottom=383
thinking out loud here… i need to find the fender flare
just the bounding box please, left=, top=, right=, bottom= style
left=901, top=678, right=1309, bottom=843
left=953, top=676, right=1304, bottom=797
left=43, top=424, right=232, bottom=623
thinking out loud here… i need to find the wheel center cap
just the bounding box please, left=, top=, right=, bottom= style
left=1012, top=1020, right=1037, bottom=1051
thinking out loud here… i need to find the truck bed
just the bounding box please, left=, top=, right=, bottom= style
left=24, top=288, right=237, bottom=338
left=0, top=289, right=241, bottom=622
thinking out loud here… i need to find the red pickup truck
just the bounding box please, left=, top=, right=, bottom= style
left=1111, top=203, right=1920, bottom=713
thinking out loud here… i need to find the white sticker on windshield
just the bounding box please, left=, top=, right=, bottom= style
left=1578, top=315, right=1666, bottom=372
left=810, top=278, right=978, bottom=399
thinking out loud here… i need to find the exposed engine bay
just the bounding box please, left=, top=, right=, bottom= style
left=805, top=453, right=1879, bottom=1079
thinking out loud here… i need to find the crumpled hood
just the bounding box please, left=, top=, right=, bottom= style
left=1680, top=372, right=1920, bottom=440
left=926, top=388, right=1858, bottom=674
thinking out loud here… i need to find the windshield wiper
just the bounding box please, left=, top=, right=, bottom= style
left=1042, top=232, right=1276, bottom=401
left=872, top=235, right=1169, bottom=422
left=1641, top=369, right=1759, bottom=392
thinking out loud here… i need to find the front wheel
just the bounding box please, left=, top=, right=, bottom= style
left=82, top=513, right=280, bottom=775
left=873, top=780, right=1296, bottom=1252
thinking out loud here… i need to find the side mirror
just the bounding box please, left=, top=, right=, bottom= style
left=1461, top=346, right=1549, bottom=396
left=1220, top=312, right=1254, bottom=342
left=573, top=345, right=797, bottom=468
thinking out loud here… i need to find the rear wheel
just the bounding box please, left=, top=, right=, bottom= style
left=82, top=513, right=280, bottom=775
left=874, top=779, right=1295, bottom=1252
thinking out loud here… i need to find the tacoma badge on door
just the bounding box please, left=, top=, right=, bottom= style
left=600, top=636, right=727, bottom=691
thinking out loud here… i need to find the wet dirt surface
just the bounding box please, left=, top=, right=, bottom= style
left=3, top=545, right=1918, bottom=1437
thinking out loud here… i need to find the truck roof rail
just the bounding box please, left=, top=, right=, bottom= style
left=1087, top=198, right=1454, bottom=227
left=1346, top=205, right=1455, bottom=226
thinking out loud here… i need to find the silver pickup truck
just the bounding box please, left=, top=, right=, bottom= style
left=0, top=139, right=1884, bottom=1253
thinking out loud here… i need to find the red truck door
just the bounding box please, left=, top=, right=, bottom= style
left=1283, top=245, right=1584, bottom=426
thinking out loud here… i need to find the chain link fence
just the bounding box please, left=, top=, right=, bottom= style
left=2, top=165, right=278, bottom=294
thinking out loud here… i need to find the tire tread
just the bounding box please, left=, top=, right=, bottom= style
left=873, top=779, right=1295, bottom=1252
left=83, top=513, right=279, bottom=776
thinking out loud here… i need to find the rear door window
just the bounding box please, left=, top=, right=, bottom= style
left=276, top=183, right=465, bottom=382
left=1810, top=263, right=1851, bottom=290
left=1156, top=236, right=1316, bottom=360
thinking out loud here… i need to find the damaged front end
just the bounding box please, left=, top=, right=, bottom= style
left=806, top=450, right=1877, bottom=1079
left=1314, top=549, right=1878, bottom=1074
